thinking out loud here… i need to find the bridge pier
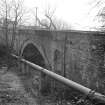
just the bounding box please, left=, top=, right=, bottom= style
left=21, top=63, right=25, bottom=74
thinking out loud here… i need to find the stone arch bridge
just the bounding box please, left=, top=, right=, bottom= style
left=0, top=28, right=105, bottom=94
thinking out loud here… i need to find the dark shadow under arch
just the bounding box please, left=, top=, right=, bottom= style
left=21, top=43, right=51, bottom=95
left=22, top=43, right=46, bottom=68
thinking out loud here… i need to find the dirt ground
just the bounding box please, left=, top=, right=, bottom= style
left=0, top=66, right=38, bottom=105
left=0, top=66, right=72, bottom=105
left=0, top=68, right=95, bottom=105
left=0, top=62, right=95, bottom=105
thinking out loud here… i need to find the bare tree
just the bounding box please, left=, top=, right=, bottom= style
left=36, top=17, right=51, bottom=29
left=10, top=0, right=25, bottom=51
left=0, top=0, right=12, bottom=49
left=44, top=7, right=57, bottom=30
left=0, top=0, right=25, bottom=52
left=90, top=0, right=105, bottom=31
left=52, top=18, right=69, bottom=30
left=34, top=6, right=68, bottom=30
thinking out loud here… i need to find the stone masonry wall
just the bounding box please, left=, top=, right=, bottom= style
left=52, top=31, right=105, bottom=93
left=0, top=28, right=105, bottom=93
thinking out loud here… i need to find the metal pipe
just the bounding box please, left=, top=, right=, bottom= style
left=11, top=54, right=105, bottom=103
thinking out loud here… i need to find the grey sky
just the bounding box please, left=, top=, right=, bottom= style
left=16, top=0, right=102, bottom=30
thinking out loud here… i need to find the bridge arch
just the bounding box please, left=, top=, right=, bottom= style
left=20, top=40, right=50, bottom=95
left=20, top=40, right=47, bottom=67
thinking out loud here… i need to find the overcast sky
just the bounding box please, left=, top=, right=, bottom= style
left=24, top=0, right=101, bottom=30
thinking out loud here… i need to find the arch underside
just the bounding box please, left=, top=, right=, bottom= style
left=22, top=43, right=45, bottom=67
left=21, top=42, right=50, bottom=96
left=20, top=40, right=47, bottom=66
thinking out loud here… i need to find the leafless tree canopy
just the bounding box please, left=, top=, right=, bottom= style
left=0, top=0, right=25, bottom=51
left=0, top=0, right=25, bottom=25
left=91, top=0, right=105, bottom=31
left=35, top=6, right=69, bottom=30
